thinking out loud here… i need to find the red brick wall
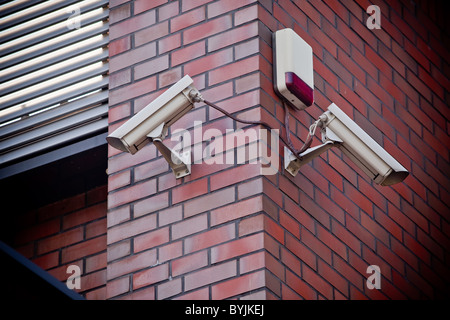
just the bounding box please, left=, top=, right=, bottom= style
left=12, top=185, right=108, bottom=300
left=107, top=0, right=449, bottom=299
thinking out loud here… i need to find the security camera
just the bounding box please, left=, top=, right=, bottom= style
left=107, top=75, right=202, bottom=178
left=285, top=103, right=409, bottom=186
left=107, top=75, right=200, bottom=154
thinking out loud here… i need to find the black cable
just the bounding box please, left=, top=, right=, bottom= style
left=202, top=99, right=302, bottom=160
left=282, top=100, right=314, bottom=155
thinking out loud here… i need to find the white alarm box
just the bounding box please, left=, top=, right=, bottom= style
left=273, top=28, right=314, bottom=110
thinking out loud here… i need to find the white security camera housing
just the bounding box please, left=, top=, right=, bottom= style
left=285, top=103, right=409, bottom=186
left=273, top=28, right=314, bottom=110
left=107, top=75, right=201, bottom=178
left=107, top=75, right=200, bottom=154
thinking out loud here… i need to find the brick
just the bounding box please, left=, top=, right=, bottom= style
left=159, top=67, right=183, bottom=88
left=171, top=41, right=206, bottom=66
left=299, top=192, right=331, bottom=230
left=301, top=228, right=332, bottom=265
left=107, top=276, right=130, bottom=299
left=182, top=0, right=215, bottom=12
left=135, top=21, right=169, bottom=47
left=345, top=215, right=376, bottom=251
left=406, top=69, right=433, bottom=103
left=109, top=10, right=156, bottom=39
left=239, top=251, right=265, bottom=274
left=285, top=269, right=317, bottom=300
left=107, top=240, right=130, bottom=262
left=184, top=187, right=235, bottom=217
left=133, top=263, right=169, bottom=289
left=280, top=210, right=300, bottom=238
left=332, top=254, right=364, bottom=291
left=279, top=175, right=299, bottom=202
left=308, top=20, right=337, bottom=58
left=63, top=202, right=106, bottom=230
left=184, top=48, right=233, bottom=76
left=210, top=195, right=262, bottom=226
left=285, top=233, right=316, bottom=270
left=134, top=0, right=167, bottom=15
left=172, top=178, right=208, bottom=204
left=134, top=227, right=170, bottom=252
left=316, top=224, right=347, bottom=260
left=317, top=259, right=349, bottom=297
left=185, top=223, right=235, bottom=254
left=207, top=0, right=255, bottom=18
left=172, top=250, right=208, bottom=277
left=403, top=232, right=431, bottom=265
left=134, top=157, right=169, bottom=182
left=80, top=269, right=106, bottom=293
left=209, top=55, right=259, bottom=85
left=343, top=181, right=373, bottom=216
left=158, top=33, right=182, bottom=54
left=159, top=2, right=179, bottom=21
left=109, top=69, right=131, bottom=89
left=173, top=287, right=209, bottom=300
left=238, top=177, right=263, bottom=200
left=208, top=21, right=258, bottom=52
left=37, top=227, right=84, bottom=255
left=331, top=220, right=361, bottom=255
left=360, top=212, right=390, bottom=246
left=121, top=286, right=155, bottom=300
left=107, top=214, right=156, bottom=244
left=158, top=241, right=183, bottom=262
left=133, top=192, right=169, bottom=218
left=170, top=7, right=205, bottom=32
left=107, top=249, right=157, bottom=280
left=184, top=260, right=237, bottom=291
left=134, top=55, right=169, bottom=79
left=210, top=164, right=260, bottom=192
left=373, top=209, right=402, bottom=242
left=32, top=251, right=59, bottom=270
left=86, top=218, right=107, bottom=239
left=208, top=90, right=260, bottom=120
left=107, top=205, right=130, bottom=229
left=158, top=205, right=183, bottom=227
left=171, top=214, right=208, bottom=240
left=183, top=15, right=232, bottom=44
left=211, top=269, right=264, bottom=299
left=109, top=76, right=157, bottom=105
left=238, top=214, right=264, bottom=237
left=273, top=2, right=294, bottom=29
left=265, top=215, right=284, bottom=244
left=158, top=278, right=182, bottom=300
left=207, top=0, right=256, bottom=18
left=107, top=179, right=157, bottom=209
left=284, top=197, right=315, bottom=233
left=109, top=37, right=131, bottom=57
left=109, top=4, right=131, bottom=25
left=108, top=103, right=131, bottom=125
left=211, top=232, right=264, bottom=263
left=235, top=4, right=258, bottom=26
left=302, top=264, right=333, bottom=299
left=62, top=235, right=106, bottom=264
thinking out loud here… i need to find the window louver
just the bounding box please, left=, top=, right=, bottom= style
left=0, top=0, right=109, bottom=178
